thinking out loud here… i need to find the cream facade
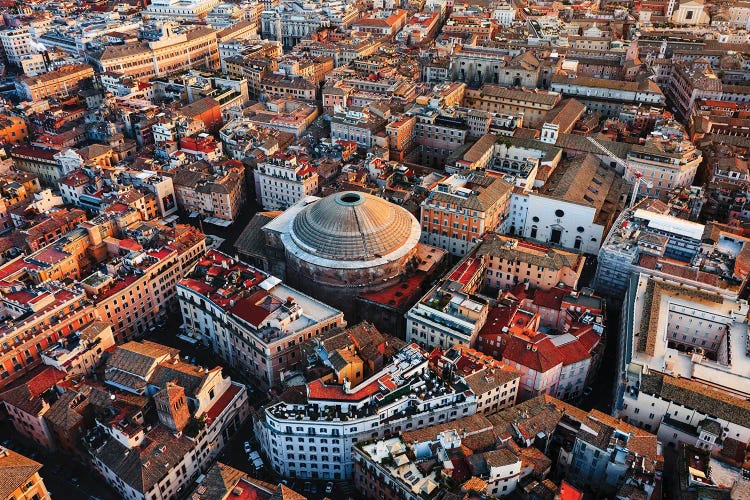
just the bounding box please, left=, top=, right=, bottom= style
left=255, top=153, right=319, bottom=210
left=91, top=25, right=219, bottom=80
left=177, top=250, right=345, bottom=388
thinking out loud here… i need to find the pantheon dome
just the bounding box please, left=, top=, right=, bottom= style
left=289, top=191, right=421, bottom=264
left=276, top=191, right=423, bottom=316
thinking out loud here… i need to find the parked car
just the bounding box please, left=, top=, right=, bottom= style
left=244, top=441, right=252, bottom=453
left=303, top=481, right=312, bottom=493
left=325, top=482, right=334, bottom=495
left=583, top=386, right=593, bottom=397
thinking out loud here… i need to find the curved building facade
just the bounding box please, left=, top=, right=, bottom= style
left=280, top=192, right=422, bottom=312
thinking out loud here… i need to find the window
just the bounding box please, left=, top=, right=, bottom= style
left=555, top=209, right=565, bottom=217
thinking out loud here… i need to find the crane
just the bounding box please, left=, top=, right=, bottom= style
left=586, top=136, right=653, bottom=208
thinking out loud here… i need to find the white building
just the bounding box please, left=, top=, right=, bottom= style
left=619, top=369, right=750, bottom=458
left=519, top=193, right=607, bottom=255
left=143, top=0, right=221, bottom=21
left=255, top=343, right=476, bottom=479
left=254, top=153, right=319, bottom=210
left=177, top=250, right=344, bottom=388
left=594, top=202, right=749, bottom=299
left=19, top=54, right=47, bottom=76
left=550, top=74, right=665, bottom=117
left=728, top=2, right=750, bottom=29
left=354, top=420, right=522, bottom=499
left=40, top=321, right=115, bottom=377
left=493, top=3, right=516, bottom=26
left=0, top=28, right=35, bottom=66
left=620, top=273, right=750, bottom=400
left=507, top=154, right=626, bottom=255
left=671, top=0, right=710, bottom=25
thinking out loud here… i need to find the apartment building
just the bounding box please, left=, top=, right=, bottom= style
left=477, top=233, right=585, bottom=292
left=355, top=420, right=522, bottom=499
left=564, top=409, right=661, bottom=497
left=475, top=287, right=604, bottom=403
left=10, top=145, right=77, bottom=187
left=260, top=73, right=317, bottom=101
left=0, top=114, right=29, bottom=146
left=0, top=283, right=97, bottom=390
left=17, top=64, right=95, bottom=101
left=0, top=367, right=66, bottom=449
left=624, top=120, right=702, bottom=199
left=352, top=9, right=409, bottom=37
left=355, top=395, right=660, bottom=499
left=436, top=345, right=520, bottom=415
left=90, top=24, right=219, bottom=80
left=177, top=250, right=345, bottom=388
left=407, top=234, right=586, bottom=350
left=0, top=446, right=51, bottom=500
left=0, top=27, right=34, bottom=66
left=667, top=59, right=723, bottom=118
left=462, top=85, right=561, bottom=128
left=40, top=321, right=115, bottom=377
left=330, top=107, right=387, bottom=149
left=550, top=74, right=666, bottom=116
left=254, top=343, right=477, bottom=479
left=89, top=341, right=249, bottom=500
left=22, top=208, right=87, bottom=252
left=110, top=169, right=177, bottom=218
left=620, top=369, right=750, bottom=462
left=385, top=115, right=417, bottom=155
left=244, top=99, right=319, bottom=138
left=729, top=2, right=750, bottom=29
left=420, top=171, right=513, bottom=256
left=82, top=249, right=182, bottom=343
left=255, top=152, right=319, bottom=210
left=143, top=0, right=220, bottom=20
left=172, top=160, right=246, bottom=222
left=412, top=106, right=469, bottom=168
left=594, top=201, right=749, bottom=299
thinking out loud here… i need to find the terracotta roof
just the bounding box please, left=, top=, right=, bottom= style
left=543, top=98, right=586, bottom=134
left=518, top=446, right=552, bottom=476
left=91, top=425, right=193, bottom=494
left=461, top=476, right=488, bottom=493
left=150, top=362, right=215, bottom=399
left=474, top=85, right=561, bottom=106
left=0, top=366, right=66, bottom=415
left=477, top=233, right=581, bottom=272
left=483, top=448, right=519, bottom=467
left=503, top=334, right=564, bottom=373
left=44, top=388, right=87, bottom=431
left=463, top=367, right=520, bottom=395
left=641, top=372, right=750, bottom=429
left=485, top=396, right=565, bottom=441
left=181, top=97, right=221, bottom=118
left=402, top=413, right=493, bottom=444
left=0, top=447, right=43, bottom=499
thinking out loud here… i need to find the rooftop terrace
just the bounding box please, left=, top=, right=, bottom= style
left=179, top=250, right=341, bottom=344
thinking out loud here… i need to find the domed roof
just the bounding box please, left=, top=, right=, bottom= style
left=290, top=191, right=419, bottom=261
